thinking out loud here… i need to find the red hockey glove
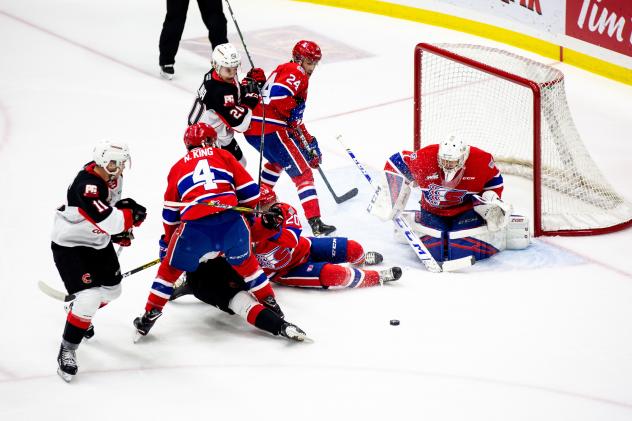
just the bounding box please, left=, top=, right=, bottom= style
left=246, top=67, right=267, bottom=87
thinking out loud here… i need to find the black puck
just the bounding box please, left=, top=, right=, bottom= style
left=389, top=319, right=400, bottom=326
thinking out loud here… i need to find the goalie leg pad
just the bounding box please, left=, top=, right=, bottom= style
left=369, top=171, right=411, bottom=221
left=506, top=215, right=530, bottom=250
left=448, top=225, right=506, bottom=261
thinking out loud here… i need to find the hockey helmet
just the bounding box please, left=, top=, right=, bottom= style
left=292, top=40, right=322, bottom=63
left=211, top=43, right=241, bottom=72
left=183, top=123, right=218, bottom=150
left=258, top=184, right=278, bottom=210
left=93, top=140, right=131, bottom=176
left=437, top=135, right=469, bottom=182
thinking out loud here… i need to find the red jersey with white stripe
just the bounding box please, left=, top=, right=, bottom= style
left=161, top=146, right=259, bottom=239
left=245, top=62, right=309, bottom=136
left=385, top=145, right=504, bottom=217
left=250, top=203, right=311, bottom=278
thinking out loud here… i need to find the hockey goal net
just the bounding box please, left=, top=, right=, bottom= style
left=414, top=43, right=632, bottom=236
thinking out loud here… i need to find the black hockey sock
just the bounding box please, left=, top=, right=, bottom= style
left=62, top=321, right=86, bottom=346
left=254, top=308, right=285, bottom=336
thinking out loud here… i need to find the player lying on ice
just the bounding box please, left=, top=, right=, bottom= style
left=132, top=123, right=284, bottom=340
left=382, top=136, right=530, bottom=263
left=171, top=184, right=402, bottom=298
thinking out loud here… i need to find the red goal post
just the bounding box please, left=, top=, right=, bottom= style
left=413, top=43, right=632, bottom=237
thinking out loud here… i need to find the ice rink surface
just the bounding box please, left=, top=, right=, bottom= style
left=1, top=1, right=632, bottom=419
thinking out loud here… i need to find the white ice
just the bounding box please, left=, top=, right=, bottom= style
left=1, top=0, right=632, bottom=419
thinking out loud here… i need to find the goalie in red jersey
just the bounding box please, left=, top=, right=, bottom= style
left=243, top=40, right=336, bottom=237
left=383, top=136, right=529, bottom=263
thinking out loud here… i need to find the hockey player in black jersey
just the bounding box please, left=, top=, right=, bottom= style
left=51, top=140, right=147, bottom=382
left=187, top=42, right=263, bottom=166
left=164, top=256, right=308, bottom=342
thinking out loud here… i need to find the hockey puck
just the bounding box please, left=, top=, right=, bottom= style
left=389, top=319, right=400, bottom=326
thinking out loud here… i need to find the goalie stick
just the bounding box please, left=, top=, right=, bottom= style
left=38, top=258, right=161, bottom=302
left=295, top=127, right=358, bottom=204
left=336, top=135, right=474, bottom=273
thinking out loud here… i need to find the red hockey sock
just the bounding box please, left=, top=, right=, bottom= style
left=145, top=262, right=183, bottom=312
left=346, top=240, right=365, bottom=265
left=291, top=171, right=321, bottom=219
left=320, top=264, right=381, bottom=288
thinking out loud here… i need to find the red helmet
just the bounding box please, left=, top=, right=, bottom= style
left=292, top=40, right=322, bottom=62
left=259, top=184, right=278, bottom=208
left=183, top=123, right=217, bottom=150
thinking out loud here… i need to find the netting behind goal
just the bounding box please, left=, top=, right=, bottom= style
left=414, top=43, right=632, bottom=236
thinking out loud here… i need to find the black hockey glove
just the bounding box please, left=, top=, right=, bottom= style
left=261, top=204, right=284, bottom=230
left=115, top=198, right=147, bottom=226
left=111, top=230, right=134, bottom=247
left=261, top=295, right=284, bottom=319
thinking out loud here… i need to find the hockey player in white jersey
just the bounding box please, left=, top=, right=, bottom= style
left=50, top=141, right=147, bottom=382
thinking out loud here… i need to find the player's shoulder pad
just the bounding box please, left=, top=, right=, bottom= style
left=467, top=146, right=497, bottom=168
left=75, top=167, right=108, bottom=199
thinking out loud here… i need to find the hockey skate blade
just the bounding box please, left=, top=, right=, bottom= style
left=133, top=331, right=145, bottom=343
left=57, top=367, right=74, bottom=383
left=440, top=256, right=475, bottom=272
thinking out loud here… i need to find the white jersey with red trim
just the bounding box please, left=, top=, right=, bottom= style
left=51, top=162, right=132, bottom=249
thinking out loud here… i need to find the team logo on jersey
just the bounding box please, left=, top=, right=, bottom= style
left=488, top=158, right=495, bottom=168
left=424, top=183, right=468, bottom=207
left=223, top=95, right=235, bottom=106
left=82, top=273, right=92, bottom=284
left=256, top=246, right=292, bottom=269
left=84, top=184, right=99, bottom=198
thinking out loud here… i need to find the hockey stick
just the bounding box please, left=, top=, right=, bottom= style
left=294, top=127, right=358, bottom=204
left=336, top=135, right=473, bottom=273
left=164, top=200, right=270, bottom=215
left=223, top=0, right=267, bottom=190
left=38, top=258, right=161, bottom=302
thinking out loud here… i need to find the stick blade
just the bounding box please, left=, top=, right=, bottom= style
left=334, top=188, right=358, bottom=204
left=440, top=256, right=476, bottom=272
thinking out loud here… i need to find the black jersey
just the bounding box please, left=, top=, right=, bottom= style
left=51, top=162, right=130, bottom=249
left=188, top=70, right=252, bottom=147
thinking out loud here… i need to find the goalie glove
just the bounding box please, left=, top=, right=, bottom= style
left=473, top=191, right=512, bottom=232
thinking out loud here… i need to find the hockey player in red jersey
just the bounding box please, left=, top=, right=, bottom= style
left=51, top=141, right=147, bottom=382
left=384, top=136, right=528, bottom=262
left=133, top=122, right=282, bottom=339
left=250, top=186, right=401, bottom=288
left=187, top=43, right=261, bottom=166
left=243, top=40, right=336, bottom=237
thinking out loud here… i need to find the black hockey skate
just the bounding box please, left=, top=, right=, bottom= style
left=279, top=322, right=309, bottom=342
left=133, top=308, right=162, bottom=342
left=160, top=64, right=174, bottom=80
left=169, top=277, right=193, bottom=301
left=378, top=267, right=402, bottom=284
left=363, top=251, right=383, bottom=266
left=57, top=344, right=78, bottom=382
left=308, top=217, right=336, bottom=237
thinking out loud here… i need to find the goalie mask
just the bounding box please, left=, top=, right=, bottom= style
left=183, top=123, right=218, bottom=150
left=93, top=140, right=131, bottom=176
left=437, top=136, right=469, bottom=183
left=211, top=43, right=241, bottom=73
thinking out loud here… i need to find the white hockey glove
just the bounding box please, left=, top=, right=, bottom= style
left=473, top=191, right=512, bottom=232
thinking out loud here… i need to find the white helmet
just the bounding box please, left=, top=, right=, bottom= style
left=211, top=43, right=241, bottom=72
left=93, top=140, right=131, bottom=175
left=437, top=135, right=469, bottom=182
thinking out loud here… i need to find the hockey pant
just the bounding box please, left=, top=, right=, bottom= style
left=272, top=237, right=380, bottom=288
left=414, top=209, right=499, bottom=261
left=245, top=130, right=321, bottom=219
left=186, top=258, right=286, bottom=336
left=145, top=211, right=273, bottom=312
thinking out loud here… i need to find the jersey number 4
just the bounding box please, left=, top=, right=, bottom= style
left=193, top=159, right=218, bottom=190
